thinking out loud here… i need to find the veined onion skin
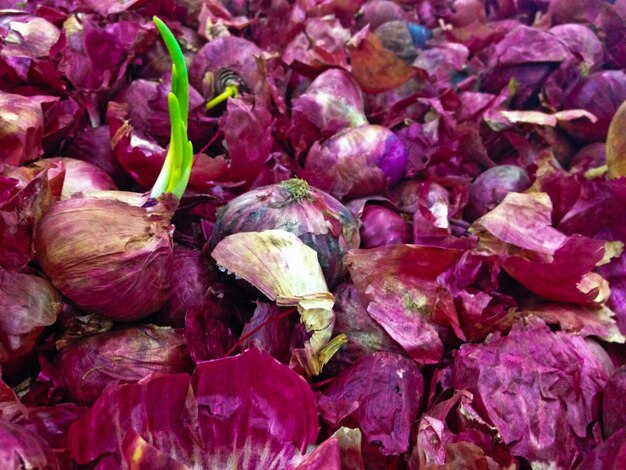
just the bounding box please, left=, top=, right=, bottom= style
left=34, top=195, right=175, bottom=321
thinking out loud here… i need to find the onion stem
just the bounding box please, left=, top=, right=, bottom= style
left=151, top=16, right=193, bottom=200
left=205, top=84, right=239, bottom=110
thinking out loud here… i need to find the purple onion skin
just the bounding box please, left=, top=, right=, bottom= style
left=53, top=325, right=192, bottom=406
left=160, top=246, right=220, bottom=327
left=561, top=71, right=626, bottom=143
left=0, top=420, right=60, bottom=469
left=360, top=205, right=411, bottom=248
left=304, top=125, right=408, bottom=201
left=34, top=196, right=174, bottom=321
left=209, top=180, right=360, bottom=288
left=49, top=157, right=117, bottom=199
left=464, top=165, right=531, bottom=221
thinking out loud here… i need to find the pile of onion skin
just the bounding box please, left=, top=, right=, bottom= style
left=1, top=1, right=626, bottom=469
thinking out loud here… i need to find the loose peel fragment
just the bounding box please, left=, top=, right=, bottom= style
left=151, top=17, right=193, bottom=200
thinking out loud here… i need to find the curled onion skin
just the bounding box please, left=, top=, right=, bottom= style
left=209, top=179, right=360, bottom=288
left=34, top=195, right=175, bottom=321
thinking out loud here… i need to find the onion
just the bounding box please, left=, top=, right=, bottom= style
left=560, top=71, right=626, bottom=143
left=374, top=21, right=418, bottom=64
left=49, top=157, right=117, bottom=199
left=53, top=325, right=192, bottom=405
left=569, top=143, right=606, bottom=173
left=34, top=195, right=175, bottom=321
left=290, top=68, right=367, bottom=149
left=34, top=18, right=193, bottom=321
left=209, top=178, right=360, bottom=287
left=0, top=268, right=62, bottom=366
left=303, top=124, right=408, bottom=200
left=360, top=204, right=411, bottom=248
left=464, top=165, right=531, bottom=221
left=356, top=0, right=408, bottom=30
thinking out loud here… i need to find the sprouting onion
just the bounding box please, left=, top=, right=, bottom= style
left=34, top=18, right=195, bottom=321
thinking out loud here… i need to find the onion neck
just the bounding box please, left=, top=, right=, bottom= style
left=150, top=17, right=193, bottom=201
left=280, top=178, right=311, bottom=203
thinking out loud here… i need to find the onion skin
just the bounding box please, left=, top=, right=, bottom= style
left=49, top=157, right=117, bottom=200
left=209, top=179, right=360, bottom=288
left=304, top=124, right=408, bottom=200
left=34, top=195, right=175, bottom=321
left=360, top=205, right=411, bottom=248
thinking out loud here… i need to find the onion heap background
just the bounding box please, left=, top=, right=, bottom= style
left=1, top=0, right=626, bottom=468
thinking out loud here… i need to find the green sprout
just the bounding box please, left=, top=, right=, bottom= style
left=151, top=16, right=193, bottom=200
left=205, top=83, right=239, bottom=110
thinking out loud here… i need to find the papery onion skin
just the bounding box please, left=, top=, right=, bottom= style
left=560, top=70, right=626, bottom=143
left=34, top=195, right=174, bottom=321
left=464, top=165, right=531, bottom=221
left=209, top=179, right=360, bottom=288
left=360, top=205, right=411, bottom=248
left=303, top=125, right=408, bottom=200
left=49, top=157, right=117, bottom=200
left=160, top=246, right=220, bottom=327
left=53, top=325, right=192, bottom=405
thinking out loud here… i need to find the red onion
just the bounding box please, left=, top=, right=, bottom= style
left=53, top=325, right=192, bottom=405
left=209, top=178, right=360, bottom=287
left=560, top=70, right=626, bottom=143
left=356, top=0, right=408, bottom=30
left=34, top=195, right=175, bottom=321
left=360, top=204, right=411, bottom=248
left=33, top=19, right=192, bottom=321
left=464, top=165, right=531, bottom=221
left=0, top=268, right=62, bottom=366
left=49, top=157, right=117, bottom=199
left=303, top=124, right=408, bottom=200
left=290, top=68, right=367, bottom=149
left=569, top=143, right=606, bottom=173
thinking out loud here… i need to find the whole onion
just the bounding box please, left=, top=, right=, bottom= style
left=0, top=268, right=62, bottom=365
left=464, top=165, right=531, bottom=221
left=209, top=178, right=360, bottom=287
left=560, top=71, right=626, bottom=143
left=49, top=157, right=117, bottom=200
left=360, top=204, right=411, bottom=248
left=34, top=195, right=175, bottom=321
left=53, top=325, right=192, bottom=405
left=290, top=68, right=367, bottom=148
left=304, top=124, right=408, bottom=200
